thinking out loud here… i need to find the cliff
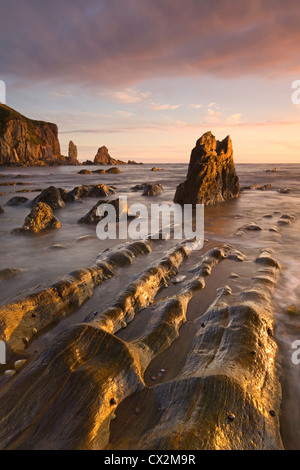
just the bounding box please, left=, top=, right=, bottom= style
left=174, top=131, right=241, bottom=205
left=0, top=104, right=80, bottom=166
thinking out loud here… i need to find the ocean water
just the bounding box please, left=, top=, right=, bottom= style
left=0, top=162, right=300, bottom=448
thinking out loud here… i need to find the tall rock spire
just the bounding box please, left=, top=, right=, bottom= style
left=174, top=132, right=240, bottom=206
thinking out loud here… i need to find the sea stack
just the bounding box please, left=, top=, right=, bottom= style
left=174, top=131, right=241, bottom=205
left=94, top=146, right=127, bottom=166
left=67, top=141, right=79, bottom=165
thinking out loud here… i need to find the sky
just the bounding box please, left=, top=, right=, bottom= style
left=1, top=0, right=300, bottom=163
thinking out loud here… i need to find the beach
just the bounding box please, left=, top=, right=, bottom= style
left=0, top=163, right=299, bottom=449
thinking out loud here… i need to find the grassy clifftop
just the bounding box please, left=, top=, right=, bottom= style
left=0, top=103, right=53, bottom=146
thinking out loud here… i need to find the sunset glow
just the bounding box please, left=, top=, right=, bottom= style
left=1, top=0, right=300, bottom=163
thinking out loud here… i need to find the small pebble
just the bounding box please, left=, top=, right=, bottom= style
left=32, top=328, right=38, bottom=335
left=111, top=413, right=117, bottom=420
left=287, top=304, right=300, bottom=315
left=76, top=235, right=96, bottom=243
left=121, top=321, right=127, bottom=329
left=200, top=323, right=205, bottom=328
left=228, top=414, right=235, bottom=422
left=270, top=410, right=276, bottom=417
left=22, top=337, right=29, bottom=345
left=32, top=313, right=37, bottom=318
left=4, top=370, right=16, bottom=377
left=14, top=359, right=27, bottom=370
left=151, top=376, right=156, bottom=381
left=171, top=275, right=187, bottom=284
left=217, top=286, right=232, bottom=296
left=110, top=398, right=117, bottom=406
left=228, top=273, right=239, bottom=279
left=135, top=408, right=141, bottom=415
left=278, top=188, right=291, bottom=194
left=160, top=369, right=166, bottom=373
left=47, top=244, right=66, bottom=250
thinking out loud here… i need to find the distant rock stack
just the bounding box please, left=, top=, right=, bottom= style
left=174, top=131, right=241, bottom=205
left=94, top=146, right=111, bottom=165
left=68, top=141, right=78, bottom=162
left=94, top=146, right=126, bottom=166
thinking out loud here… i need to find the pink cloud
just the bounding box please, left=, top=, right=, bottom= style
left=1, top=0, right=300, bottom=87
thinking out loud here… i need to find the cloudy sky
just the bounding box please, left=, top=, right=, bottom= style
left=1, top=0, right=300, bottom=163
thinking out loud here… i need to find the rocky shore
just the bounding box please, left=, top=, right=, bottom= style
left=0, top=104, right=142, bottom=167
left=0, top=240, right=284, bottom=450
left=0, top=136, right=298, bottom=450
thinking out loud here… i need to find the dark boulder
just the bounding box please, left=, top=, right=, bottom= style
left=78, top=199, right=130, bottom=224
left=78, top=169, right=93, bottom=175
left=241, top=184, right=260, bottom=191
left=30, top=186, right=65, bottom=210
left=257, top=184, right=272, bottom=191
left=106, top=167, right=122, bottom=174
left=6, top=196, right=29, bottom=206
left=0, top=268, right=23, bottom=280
left=143, top=183, right=163, bottom=196
left=131, top=182, right=163, bottom=196
left=278, top=188, right=291, bottom=194
left=66, top=184, right=115, bottom=202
